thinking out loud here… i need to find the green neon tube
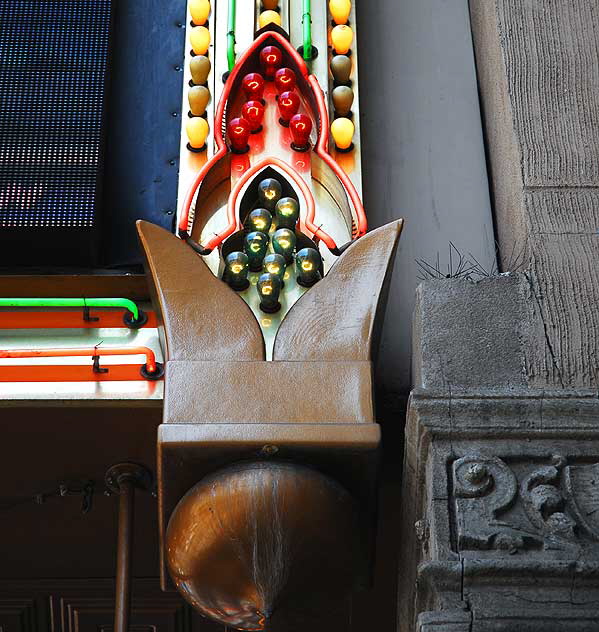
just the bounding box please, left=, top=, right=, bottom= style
left=227, top=0, right=236, bottom=72
left=302, top=0, right=312, bottom=61
left=0, top=298, right=139, bottom=320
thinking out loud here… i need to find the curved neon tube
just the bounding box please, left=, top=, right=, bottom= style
left=178, top=32, right=367, bottom=250
left=302, top=0, right=312, bottom=61
left=227, top=0, right=236, bottom=72
left=0, top=346, right=158, bottom=374
left=0, top=298, right=140, bottom=320
left=309, top=74, right=367, bottom=236
left=227, top=157, right=337, bottom=251
left=179, top=32, right=309, bottom=235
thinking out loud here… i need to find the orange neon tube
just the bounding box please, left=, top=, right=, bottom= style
left=0, top=346, right=158, bottom=374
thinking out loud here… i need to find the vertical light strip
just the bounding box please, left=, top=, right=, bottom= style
left=176, top=1, right=217, bottom=228
left=329, top=0, right=362, bottom=196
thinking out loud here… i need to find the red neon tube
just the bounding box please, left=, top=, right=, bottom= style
left=309, top=74, right=368, bottom=237
left=0, top=346, right=158, bottom=374
left=178, top=31, right=367, bottom=249
left=226, top=157, right=338, bottom=251
left=179, top=31, right=310, bottom=236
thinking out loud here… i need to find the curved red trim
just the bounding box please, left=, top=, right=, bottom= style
left=179, top=30, right=367, bottom=247
left=180, top=31, right=309, bottom=236
left=226, top=157, right=337, bottom=251
left=178, top=147, right=227, bottom=233
left=309, top=75, right=368, bottom=237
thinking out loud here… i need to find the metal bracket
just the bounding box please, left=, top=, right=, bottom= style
left=83, top=305, right=100, bottom=323
left=92, top=354, right=109, bottom=374
left=105, top=462, right=153, bottom=494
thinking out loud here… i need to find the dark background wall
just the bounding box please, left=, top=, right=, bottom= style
left=101, top=0, right=187, bottom=267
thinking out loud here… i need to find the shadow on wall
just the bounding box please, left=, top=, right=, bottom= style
left=356, top=0, right=496, bottom=406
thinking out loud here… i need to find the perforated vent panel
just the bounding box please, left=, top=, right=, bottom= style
left=0, top=0, right=112, bottom=265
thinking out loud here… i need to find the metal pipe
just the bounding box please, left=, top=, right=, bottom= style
left=302, top=0, right=312, bottom=60
left=114, top=476, right=134, bottom=632
left=0, top=346, right=159, bottom=374
left=105, top=464, right=152, bottom=632
left=0, top=297, right=141, bottom=321
left=227, top=0, right=237, bottom=72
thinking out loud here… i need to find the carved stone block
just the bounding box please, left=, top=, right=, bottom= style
left=400, top=277, right=599, bottom=632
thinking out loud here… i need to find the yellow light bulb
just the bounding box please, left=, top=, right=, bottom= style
left=259, top=10, right=281, bottom=28
left=190, top=26, right=211, bottom=55
left=331, top=117, right=354, bottom=151
left=331, top=24, right=353, bottom=54
left=262, top=0, right=279, bottom=9
left=186, top=117, right=209, bottom=150
left=329, top=0, right=351, bottom=24
left=188, top=85, right=210, bottom=116
left=190, top=0, right=210, bottom=25
left=190, top=55, right=211, bottom=84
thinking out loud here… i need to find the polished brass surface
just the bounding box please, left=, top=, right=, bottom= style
left=137, top=220, right=265, bottom=361
left=166, top=461, right=358, bottom=630
left=163, top=360, right=374, bottom=424
left=274, top=220, right=403, bottom=361
left=157, top=422, right=380, bottom=591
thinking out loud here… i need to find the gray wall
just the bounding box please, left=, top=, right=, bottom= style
left=357, top=0, right=496, bottom=404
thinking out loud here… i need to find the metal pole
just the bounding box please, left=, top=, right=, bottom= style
left=105, top=463, right=152, bottom=632
left=115, top=476, right=134, bottom=632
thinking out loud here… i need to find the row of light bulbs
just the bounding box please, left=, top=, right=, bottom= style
left=329, top=0, right=355, bottom=152
left=186, top=0, right=212, bottom=151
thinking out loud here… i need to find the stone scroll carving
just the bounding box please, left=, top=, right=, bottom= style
left=451, top=454, right=599, bottom=556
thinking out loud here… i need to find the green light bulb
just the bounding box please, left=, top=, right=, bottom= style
left=246, top=208, right=272, bottom=233
left=257, top=272, right=282, bottom=313
left=257, top=178, right=283, bottom=211
left=272, top=228, right=296, bottom=264
left=295, top=247, right=322, bottom=287
left=263, top=253, right=287, bottom=287
left=223, top=251, right=250, bottom=291
left=244, top=231, right=269, bottom=271
left=275, top=197, right=299, bottom=230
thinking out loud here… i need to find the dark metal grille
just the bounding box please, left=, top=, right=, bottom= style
left=0, top=1, right=111, bottom=240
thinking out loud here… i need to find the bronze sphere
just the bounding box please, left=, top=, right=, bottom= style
left=166, top=461, right=358, bottom=630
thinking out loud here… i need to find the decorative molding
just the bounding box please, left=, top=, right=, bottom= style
left=450, top=453, right=599, bottom=557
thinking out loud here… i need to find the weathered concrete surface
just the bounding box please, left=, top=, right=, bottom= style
left=400, top=278, right=599, bottom=632
left=470, top=0, right=599, bottom=389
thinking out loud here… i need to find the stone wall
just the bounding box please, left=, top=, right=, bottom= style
left=470, top=0, right=599, bottom=389
left=400, top=2, right=599, bottom=628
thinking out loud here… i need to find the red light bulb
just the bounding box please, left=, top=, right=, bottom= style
left=260, top=45, right=283, bottom=79
left=241, top=100, right=265, bottom=133
left=277, top=90, right=300, bottom=127
left=274, top=67, right=297, bottom=95
left=289, top=114, right=312, bottom=152
left=242, top=73, right=265, bottom=102
left=227, top=117, right=251, bottom=153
